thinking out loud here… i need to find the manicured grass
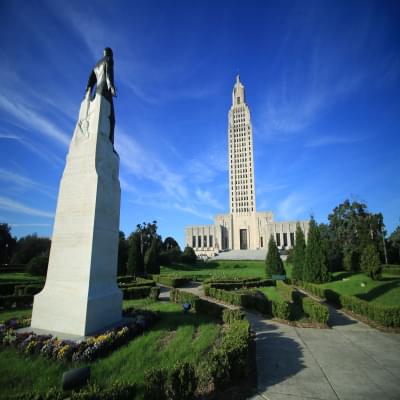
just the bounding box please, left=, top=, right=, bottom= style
left=161, top=260, right=266, bottom=280
left=0, top=300, right=221, bottom=399
left=0, top=272, right=45, bottom=283
left=318, top=272, right=400, bottom=306
left=259, top=287, right=285, bottom=303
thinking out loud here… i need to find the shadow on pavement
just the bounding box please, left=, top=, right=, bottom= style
left=326, top=304, right=357, bottom=327
left=247, top=315, right=305, bottom=394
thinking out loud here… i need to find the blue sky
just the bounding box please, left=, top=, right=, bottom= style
left=0, top=0, right=399, bottom=247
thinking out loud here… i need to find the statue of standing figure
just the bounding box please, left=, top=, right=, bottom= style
left=86, top=47, right=116, bottom=145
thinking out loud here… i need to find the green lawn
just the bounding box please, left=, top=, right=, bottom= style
left=0, top=300, right=221, bottom=399
left=0, top=272, right=45, bottom=283
left=259, top=287, right=285, bottom=303
left=318, top=272, right=400, bottom=306
left=161, top=260, right=266, bottom=280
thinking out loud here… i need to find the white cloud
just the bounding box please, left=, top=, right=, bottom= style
left=276, top=193, right=307, bottom=221
left=0, top=196, right=54, bottom=218
left=0, top=94, right=69, bottom=146
left=195, top=189, right=223, bottom=210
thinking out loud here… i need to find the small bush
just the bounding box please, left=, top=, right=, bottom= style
left=382, top=266, right=400, bottom=275
left=121, top=286, right=153, bottom=300
left=144, top=368, right=167, bottom=400
left=167, top=361, right=197, bottom=400
left=0, top=294, right=33, bottom=309
left=361, top=244, right=382, bottom=280
left=149, top=286, right=160, bottom=301
left=153, top=275, right=190, bottom=287
left=302, top=297, right=329, bottom=324
left=271, top=301, right=291, bottom=320
left=222, top=309, right=246, bottom=324
left=14, top=284, right=43, bottom=296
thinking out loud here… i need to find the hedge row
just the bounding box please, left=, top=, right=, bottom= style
left=170, top=289, right=224, bottom=320
left=203, top=277, right=263, bottom=284
left=382, top=267, right=400, bottom=275
left=222, top=308, right=246, bottom=324
left=297, top=281, right=400, bottom=327
left=153, top=275, right=190, bottom=287
left=302, top=297, right=329, bottom=324
left=121, top=286, right=159, bottom=301
left=0, top=295, right=33, bottom=309
left=208, top=279, right=274, bottom=291
left=276, top=281, right=302, bottom=304
left=14, top=284, right=43, bottom=296
left=0, top=281, right=39, bottom=296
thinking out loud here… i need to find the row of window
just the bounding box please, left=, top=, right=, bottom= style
left=192, top=235, right=213, bottom=249
left=234, top=208, right=254, bottom=213
left=275, top=232, right=296, bottom=247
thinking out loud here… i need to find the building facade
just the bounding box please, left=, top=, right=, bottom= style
left=185, top=76, right=309, bottom=257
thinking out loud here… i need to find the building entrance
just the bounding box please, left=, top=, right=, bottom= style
left=240, top=229, right=248, bottom=250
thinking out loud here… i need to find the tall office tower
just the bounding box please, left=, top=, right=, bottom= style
left=228, top=75, right=256, bottom=214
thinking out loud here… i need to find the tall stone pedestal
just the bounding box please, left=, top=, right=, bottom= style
left=31, top=94, right=122, bottom=337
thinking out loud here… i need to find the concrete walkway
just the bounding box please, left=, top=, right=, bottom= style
left=161, top=283, right=400, bottom=399
left=248, top=308, right=400, bottom=400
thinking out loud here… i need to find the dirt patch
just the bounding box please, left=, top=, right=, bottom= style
left=158, top=330, right=177, bottom=350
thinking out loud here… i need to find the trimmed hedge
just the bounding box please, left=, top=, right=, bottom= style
left=271, top=301, right=291, bottom=320
left=121, top=286, right=153, bottom=300
left=153, top=275, right=190, bottom=287
left=170, top=288, right=224, bottom=319
left=297, top=281, right=400, bottom=327
left=0, top=295, right=33, bottom=309
left=208, top=279, right=274, bottom=291
left=0, top=282, right=38, bottom=296
left=302, top=297, right=329, bottom=324
left=222, top=308, right=246, bottom=324
left=14, top=284, right=43, bottom=296
left=382, top=267, right=400, bottom=275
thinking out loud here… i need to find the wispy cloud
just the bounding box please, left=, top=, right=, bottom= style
left=276, top=193, right=308, bottom=221
left=0, top=168, right=55, bottom=198
left=305, top=134, right=364, bottom=148
left=0, top=94, right=69, bottom=146
left=0, top=196, right=54, bottom=218
left=195, top=189, right=223, bottom=210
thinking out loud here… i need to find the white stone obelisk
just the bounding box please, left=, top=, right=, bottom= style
left=31, top=92, right=122, bottom=337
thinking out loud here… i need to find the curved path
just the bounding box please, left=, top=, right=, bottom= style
left=164, top=283, right=400, bottom=400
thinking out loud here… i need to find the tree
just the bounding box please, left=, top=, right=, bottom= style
left=328, top=200, right=385, bottom=271
left=145, top=238, right=160, bottom=274
left=117, top=231, right=129, bottom=276
left=181, top=246, right=197, bottom=264
left=127, top=232, right=144, bottom=276
left=0, top=223, right=16, bottom=265
left=303, top=218, right=329, bottom=283
left=291, top=223, right=306, bottom=282
left=387, top=225, right=400, bottom=264
left=27, top=255, right=49, bottom=276
left=160, top=237, right=182, bottom=266
left=361, top=244, right=382, bottom=280
left=136, top=221, right=161, bottom=258
left=265, top=235, right=285, bottom=278
left=10, top=234, right=50, bottom=265
left=319, top=223, right=343, bottom=272
left=163, top=237, right=180, bottom=251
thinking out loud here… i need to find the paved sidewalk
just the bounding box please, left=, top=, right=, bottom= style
left=248, top=309, right=400, bottom=400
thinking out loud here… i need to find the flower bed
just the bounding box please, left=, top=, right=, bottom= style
left=0, top=308, right=159, bottom=363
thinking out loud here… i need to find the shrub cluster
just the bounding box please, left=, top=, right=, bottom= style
left=0, top=309, right=159, bottom=362
left=382, top=266, right=400, bottom=275
left=302, top=298, right=329, bottom=324
left=14, top=284, right=43, bottom=296
left=208, top=279, right=274, bottom=291
left=144, top=361, right=197, bottom=400
left=222, top=308, right=246, bottom=324
left=9, top=381, right=136, bottom=400
left=170, top=289, right=224, bottom=319
left=153, top=275, right=190, bottom=287
left=121, top=286, right=154, bottom=300
left=271, top=301, right=291, bottom=320
left=0, top=294, right=33, bottom=309
left=297, top=281, right=400, bottom=327
left=0, top=281, right=39, bottom=296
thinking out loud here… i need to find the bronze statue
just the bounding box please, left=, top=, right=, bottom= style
left=86, top=47, right=116, bottom=144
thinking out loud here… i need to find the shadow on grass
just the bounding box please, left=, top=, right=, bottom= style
left=356, top=280, right=400, bottom=302
left=330, top=272, right=355, bottom=282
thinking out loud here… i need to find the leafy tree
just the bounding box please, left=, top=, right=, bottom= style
left=27, top=255, right=49, bottom=276
left=136, top=221, right=161, bottom=258
left=181, top=246, right=197, bottom=264
left=291, top=223, right=306, bottom=282
left=127, top=232, right=144, bottom=276
left=160, top=237, right=182, bottom=266
left=387, top=225, right=400, bottom=264
left=361, top=244, right=382, bottom=280
left=163, top=237, right=180, bottom=251
left=145, top=238, right=160, bottom=274
left=319, top=223, right=343, bottom=272
left=117, top=231, right=129, bottom=276
left=303, top=218, right=329, bottom=283
left=328, top=200, right=385, bottom=271
left=265, top=235, right=285, bottom=278
left=11, top=234, right=50, bottom=265
left=0, top=223, right=16, bottom=265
